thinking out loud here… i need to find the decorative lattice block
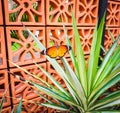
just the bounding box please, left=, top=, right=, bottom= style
left=77, top=27, right=94, bottom=55
left=0, top=0, right=3, bottom=25
left=106, top=0, right=120, bottom=27
left=104, top=28, right=119, bottom=51
left=4, top=0, right=45, bottom=25
left=6, top=27, right=46, bottom=67
left=46, top=0, right=75, bottom=25
left=13, top=97, right=47, bottom=113
left=1, top=107, right=11, bottom=113
left=76, top=0, right=99, bottom=26
left=0, top=27, right=7, bottom=69
left=0, top=70, right=11, bottom=107
left=10, top=63, right=46, bottom=104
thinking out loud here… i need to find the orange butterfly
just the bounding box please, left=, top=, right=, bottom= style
left=41, top=45, right=71, bottom=58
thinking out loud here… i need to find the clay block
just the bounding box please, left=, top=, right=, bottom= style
left=0, top=27, right=7, bottom=69
left=13, top=97, right=47, bottom=113
left=106, top=0, right=120, bottom=27
left=9, top=63, right=46, bottom=104
left=76, top=0, right=99, bottom=26
left=0, top=0, right=3, bottom=25
left=77, top=27, right=94, bottom=55
left=0, top=70, right=11, bottom=107
left=1, top=106, right=11, bottom=113
left=6, top=27, right=46, bottom=67
left=104, top=28, right=119, bottom=51
left=4, top=0, right=45, bottom=25
left=46, top=0, right=75, bottom=25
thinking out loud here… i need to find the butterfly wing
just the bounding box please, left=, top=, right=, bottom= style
left=58, top=45, right=71, bottom=57
left=41, top=45, right=71, bottom=58
left=41, top=46, right=58, bottom=58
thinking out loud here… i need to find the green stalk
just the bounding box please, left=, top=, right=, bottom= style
left=72, top=11, right=87, bottom=98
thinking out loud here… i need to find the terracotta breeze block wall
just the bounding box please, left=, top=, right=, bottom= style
left=0, top=0, right=119, bottom=113
left=105, top=0, right=120, bottom=50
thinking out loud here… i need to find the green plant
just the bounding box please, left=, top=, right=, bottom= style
left=0, top=88, right=22, bottom=113
left=16, top=99, right=22, bottom=113
left=10, top=11, right=120, bottom=113
left=0, top=89, right=7, bottom=112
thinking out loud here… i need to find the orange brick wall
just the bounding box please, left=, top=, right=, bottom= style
left=0, top=0, right=120, bottom=113
left=105, top=0, right=120, bottom=50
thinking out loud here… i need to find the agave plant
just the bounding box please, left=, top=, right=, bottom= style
left=10, top=11, right=120, bottom=113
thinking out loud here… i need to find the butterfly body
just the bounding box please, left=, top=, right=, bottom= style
left=41, top=45, right=71, bottom=58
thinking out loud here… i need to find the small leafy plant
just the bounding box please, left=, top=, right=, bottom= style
left=10, top=12, right=120, bottom=113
